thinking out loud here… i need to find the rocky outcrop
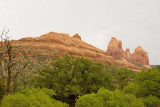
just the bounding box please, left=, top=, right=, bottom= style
left=16, top=33, right=150, bottom=71
left=107, top=37, right=151, bottom=69
left=73, top=34, right=81, bottom=40
left=131, top=46, right=150, bottom=68
left=107, top=37, right=124, bottom=57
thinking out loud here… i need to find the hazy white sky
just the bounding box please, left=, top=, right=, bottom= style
left=0, top=0, right=160, bottom=65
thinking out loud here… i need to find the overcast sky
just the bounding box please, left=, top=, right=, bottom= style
left=0, top=0, right=160, bottom=65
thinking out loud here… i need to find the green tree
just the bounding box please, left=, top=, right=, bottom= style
left=123, top=83, right=141, bottom=97
left=142, top=96, right=160, bottom=107
left=11, top=69, right=36, bottom=93
left=0, top=28, right=31, bottom=95
left=75, top=93, right=104, bottom=107
left=35, top=54, right=113, bottom=107
left=76, top=88, right=144, bottom=107
left=135, top=70, right=160, bottom=98
left=155, top=65, right=160, bottom=70
left=1, top=88, right=68, bottom=107
left=105, top=64, right=135, bottom=90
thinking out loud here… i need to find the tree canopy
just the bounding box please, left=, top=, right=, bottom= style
left=76, top=88, right=144, bottom=107
left=134, top=70, right=160, bottom=98
left=0, top=88, right=68, bottom=107
left=0, top=53, right=160, bottom=107
left=35, top=54, right=113, bottom=107
left=105, top=64, right=135, bottom=90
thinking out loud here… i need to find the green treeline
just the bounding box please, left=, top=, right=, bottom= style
left=0, top=54, right=160, bottom=107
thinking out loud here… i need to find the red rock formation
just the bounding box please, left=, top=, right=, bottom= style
left=131, top=46, right=150, bottom=68
left=107, top=37, right=124, bottom=57
left=73, top=34, right=81, bottom=40
left=15, top=33, right=150, bottom=71
left=107, top=37, right=151, bottom=69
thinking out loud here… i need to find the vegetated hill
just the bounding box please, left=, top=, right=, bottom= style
left=150, top=65, right=160, bottom=68
left=14, top=32, right=150, bottom=72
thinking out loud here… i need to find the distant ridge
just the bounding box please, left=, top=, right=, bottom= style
left=16, top=32, right=151, bottom=71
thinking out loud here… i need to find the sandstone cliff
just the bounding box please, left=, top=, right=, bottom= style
left=107, top=37, right=151, bottom=69
left=107, top=37, right=124, bottom=58
left=16, top=32, right=150, bottom=71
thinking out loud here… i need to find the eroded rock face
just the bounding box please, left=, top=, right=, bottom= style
left=17, top=33, right=150, bottom=71
left=73, top=34, right=81, bottom=40
left=131, top=46, right=149, bottom=66
left=107, top=37, right=123, bottom=57
left=107, top=37, right=150, bottom=68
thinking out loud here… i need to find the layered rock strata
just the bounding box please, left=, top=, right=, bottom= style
left=107, top=37, right=150, bottom=68
left=17, top=32, right=150, bottom=71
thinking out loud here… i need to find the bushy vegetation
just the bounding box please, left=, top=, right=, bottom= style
left=35, top=54, right=113, bottom=106
left=0, top=54, right=160, bottom=107
left=76, top=88, right=144, bottom=107
left=123, top=70, right=160, bottom=98
left=0, top=88, right=68, bottom=107
left=123, top=69, right=160, bottom=107
left=105, top=64, right=135, bottom=90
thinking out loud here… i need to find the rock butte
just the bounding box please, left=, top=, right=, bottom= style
left=107, top=37, right=150, bottom=69
left=17, top=32, right=151, bottom=71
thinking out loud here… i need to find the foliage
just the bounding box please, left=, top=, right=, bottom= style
left=12, top=69, right=36, bottom=93
left=0, top=88, right=68, bottom=107
left=35, top=54, right=113, bottom=106
left=156, top=65, right=160, bottom=70
left=135, top=70, right=160, bottom=98
left=0, top=50, right=160, bottom=107
left=151, top=65, right=160, bottom=70
left=123, top=83, right=141, bottom=97
left=142, top=96, right=160, bottom=107
left=105, top=64, right=135, bottom=90
left=76, top=88, right=144, bottom=107
left=0, top=28, right=33, bottom=95
left=123, top=69, right=160, bottom=99
left=75, top=93, right=104, bottom=107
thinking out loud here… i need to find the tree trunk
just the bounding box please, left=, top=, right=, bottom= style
left=7, top=52, right=12, bottom=95
left=2, top=78, right=7, bottom=95
left=69, top=95, right=76, bottom=107
left=7, top=67, right=11, bottom=95
left=6, top=48, right=12, bottom=95
left=1, top=60, right=7, bottom=95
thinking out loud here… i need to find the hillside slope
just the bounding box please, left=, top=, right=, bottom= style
left=16, top=32, right=150, bottom=71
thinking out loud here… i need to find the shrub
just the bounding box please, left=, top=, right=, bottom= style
left=123, top=84, right=141, bottom=97
left=76, top=88, right=144, bottom=107
left=135, top=70, right=160, bottom=98
left=1, top=88, right=68, bottom=107
left=142, top=96, right=160, bottom=107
